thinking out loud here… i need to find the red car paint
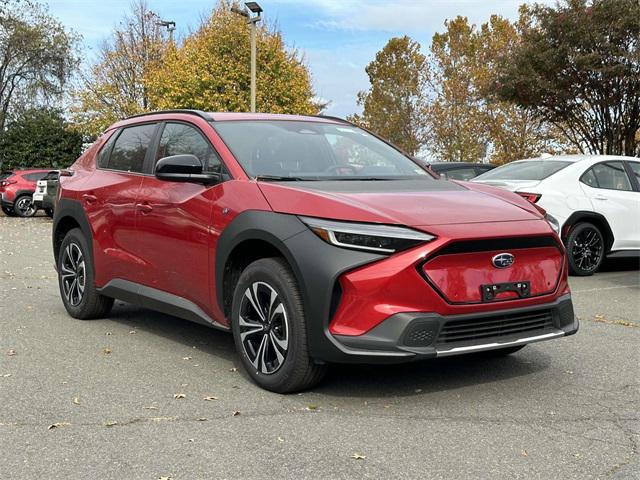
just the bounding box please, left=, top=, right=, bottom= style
left=58, top=111, right=570, bottom=342
left=0, top=169, right=49, bottom=205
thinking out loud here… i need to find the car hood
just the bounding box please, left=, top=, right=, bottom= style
left=258, top=179, right=543, bottom=227
left=471, top=179, right=541, bottom=192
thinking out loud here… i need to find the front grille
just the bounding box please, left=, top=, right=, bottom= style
left=436, top=310, right=554, bottom=345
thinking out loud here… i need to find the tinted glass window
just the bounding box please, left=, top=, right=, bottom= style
left=589, top=162, right=632, bottom=191
left=97, top=133, right=118, bottom=169
left=628, top=162, right=640, bottom=185
left=108, top=124, right=156, bottom=173
left=24, top=172, right=47, bottom=181
left=474, top=161, right=571, bottom=181
left=156, top=123, right=222, bottom=173
left=213, top=121, right=428, bottom=180
left=441, top=167, right=478, bottom=181
left=580, top=169, right=598, bottom=188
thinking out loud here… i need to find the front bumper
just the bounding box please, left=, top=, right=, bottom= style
left=332, top=294, right=577, bottom=362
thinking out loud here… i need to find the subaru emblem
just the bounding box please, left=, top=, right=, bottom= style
left=492, top=253, right=515, bottom=269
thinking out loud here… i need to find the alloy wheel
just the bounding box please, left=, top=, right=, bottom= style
left=14, top=197, right=36, bottom=217
left=60, top=243, right=86, bottom=307
left=238, top=281, right=289, bottom=375
left=571, top=227, right=603, bottom=273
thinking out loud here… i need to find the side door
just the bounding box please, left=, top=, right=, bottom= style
left=134, top=121, right=226, bottom=316
left=579, top=160, right=640, bottom=250
left=80, top=123, right=158, bottom=286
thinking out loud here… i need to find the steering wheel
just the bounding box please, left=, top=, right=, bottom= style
left=325, top=164, right=357, bottom=176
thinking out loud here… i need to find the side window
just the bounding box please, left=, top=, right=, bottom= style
left=156, top=123, right=222, bottom=173
left=108, top=124, right=157, bottom=173
left=97, top=132, right=118, bottom=169
left=588, top=162, right=632, bottom=191
left=24, top=173, right=47, bottom=181
left=443, top=167, right=478, bottom=181
left=628, top=162, right=640, bottom=186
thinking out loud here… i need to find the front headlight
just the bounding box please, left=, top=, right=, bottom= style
left=545, top=213, right=560, bottom=234
left=299, top=216, right=435, bottom=254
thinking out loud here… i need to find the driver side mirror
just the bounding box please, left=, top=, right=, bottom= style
left=155, top=154, right=221, bottom=185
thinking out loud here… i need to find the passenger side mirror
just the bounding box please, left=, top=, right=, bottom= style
left=155, top=154, right=221, bottom=185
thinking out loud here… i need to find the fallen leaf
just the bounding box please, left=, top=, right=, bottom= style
left=306, top=405, right=318, bottom=411
left=104, top=421, right=118, bottom=427
left=72, top=397, right=80, bottom=405
left=129, top=330, right=136, bottom=335
left=106, top=332, right=112, bottom=336
left=143, top=405, right=158, bottom=410
left=277, top=436, right=285, bottom=442
left=182, top=356, right=192, bottom=361
left=232, top=411, right=240, bottom=416
left=415, top=388, right=423, bottom=393
left=595, top=314, right=604, bottom=320
left=2, top=374, right=11, bottom=378
left=7, top=349, right=16, bottom=356
left=229, top=367, right=238, bottom=372
left=158, top=477, right=172, bottom=480
left=197, top=417, right=208, bottom=421
left=48, top=422, right=71, bottom=430
left=351, top=453, right=366, bottom=460
left=188, top=438, right=194, bottom=443
left=203, top=396, right=218, bottom=401
left=173, top=393, right=186, bottom=399
left=102, top=347, right=112, bottom=355
left=521, top=449, right=528, bottom=457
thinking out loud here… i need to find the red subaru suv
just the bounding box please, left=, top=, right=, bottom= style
left=53, top=110, right=578, bottom=392
left=1, top=169, right=50, bottom=217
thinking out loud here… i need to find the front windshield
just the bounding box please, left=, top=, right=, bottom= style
left=474, top=160, right=571, bottom=181
left=212, top=120, right=429, bottom=180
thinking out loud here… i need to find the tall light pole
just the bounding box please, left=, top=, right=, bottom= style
left=231, top=2, right=262, bottom=113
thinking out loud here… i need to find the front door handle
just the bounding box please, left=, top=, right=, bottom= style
left=82, top=194, right=97, bottom=204
left=136, top=203, right=153, bottom=214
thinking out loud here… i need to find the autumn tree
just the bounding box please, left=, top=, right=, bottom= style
left=72, top=0, right=169, bottom=135
left=496, top=0, right=640, bottom=156
left=146, top=1, right=320, bottom=115
left=0, top=108, right=83, bottom=169
left=0, top=0, right=77, bottom=133
left=349, top=36, right=427, bottom=156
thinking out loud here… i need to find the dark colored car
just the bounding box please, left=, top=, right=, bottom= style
left=32, top=170, right=60, bottom=217
left=0, top=169, right=49, bottom=217
left=53, top=110, right=578, bottom=393
left=427, top=162, right=496, bottom=181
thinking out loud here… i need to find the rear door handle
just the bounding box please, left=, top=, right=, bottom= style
left=82, top=194, right=97, bottom=204
left=594, top=194, right=608, bottom=201
left=136, top=203, right=153, bottom=214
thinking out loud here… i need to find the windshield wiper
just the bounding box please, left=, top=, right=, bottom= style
left=254, top=175, right=316, bottom=182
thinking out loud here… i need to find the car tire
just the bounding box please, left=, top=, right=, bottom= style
left=44, top=208, right=54, bottom=218
left=13, top=195, right=37, bottom=217
left=231, top=257, right=327, bottom=393
left=566, top=222, right=604, bottom=276
left=58, top=228, right=114, bottom=319
left=1, top=205, right=16, bottom=217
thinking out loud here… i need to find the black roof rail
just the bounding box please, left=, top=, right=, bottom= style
left=315, top=114, right=352, bottom=125
left=122, top=109, right=213, bottom=122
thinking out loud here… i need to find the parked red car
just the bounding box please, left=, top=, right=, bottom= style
left=1, top=169, right=50, bottom=217
left=53, top=110, right=578, bottom=392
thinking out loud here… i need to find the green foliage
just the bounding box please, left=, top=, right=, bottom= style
left=0, top=0, right=78, bottom=132
left=496, top=0, right=640, bottom=156
left=146, top=1, right=320, bottom=115
left=349, top=36, right=427, bottom=156
left=0, top=108, right=83, bottom=170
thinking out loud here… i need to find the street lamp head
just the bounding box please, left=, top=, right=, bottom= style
left=245, top=2, right=263, bottom=13
left=230, top=5, right=250, bottom=18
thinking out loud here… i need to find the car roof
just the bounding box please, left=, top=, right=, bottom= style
left=512, top=154, right=636, bottom=164
left=429, top=162, right=492, bottom=167
left=112, top=110, right=346, bottom=130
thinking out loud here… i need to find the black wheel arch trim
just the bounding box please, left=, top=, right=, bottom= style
left=563, top=211, right=614, bottom=253
left=215, top=210, right=385, bottom=361
left=52, top=198, right=95, bottom=265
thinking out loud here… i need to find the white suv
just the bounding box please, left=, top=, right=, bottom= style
left=472, top=155, right=640, bottom=276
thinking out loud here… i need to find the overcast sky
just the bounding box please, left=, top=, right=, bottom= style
left=48, top=0, right=553, bottom=117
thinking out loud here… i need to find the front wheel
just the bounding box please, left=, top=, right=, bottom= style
left=13, top=195, right=37, bottom=217
left=566, top=222, right=604, bottom=276
left=58, top=228, right=114, bottom=319
left=231, top=258, right=327, bottom=393
left=1, top=205, right=16, bottom=217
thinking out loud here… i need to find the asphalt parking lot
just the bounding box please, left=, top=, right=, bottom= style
left=1, top=214, right=638, bottom=480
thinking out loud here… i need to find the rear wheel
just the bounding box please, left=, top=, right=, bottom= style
left=231, top=258, right=327, bottom=393
left=58, top=228, right=114, bottom=319
left=44, top=208, right=54, bottom=218
left=567, top=222, right=604, bottom=276
left=14, top=195, right=37, bottom=217
left=1, top=205, right=16, bottom=216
